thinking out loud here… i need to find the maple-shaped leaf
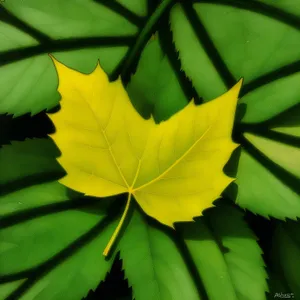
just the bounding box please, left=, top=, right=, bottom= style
left=48, top=56, right=242, bottom=255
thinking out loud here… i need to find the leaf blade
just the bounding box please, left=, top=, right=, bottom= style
left=119, top=208, right=202, bottom=300
left=49, top=57, right=241, bottom=227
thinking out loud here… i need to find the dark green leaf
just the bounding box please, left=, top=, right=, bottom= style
left=269, top=220, right=300, bottom=297
left=0, top=0, right=140, bottom=116
left=127, top=39, right=188, bottom=122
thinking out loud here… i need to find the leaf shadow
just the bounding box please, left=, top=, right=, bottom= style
left=239, top=102, right=300, bottom=133
left=0, top=36, right=134, bottom=69
left=222, top=146, right=242, bottom=203
left=265, top=102, right=300, bottom=129
left=93, top=0, right=145, bottom=27
left=0, top=171, right=65, bottom=197
left=158, top=10, right=202, bottom=106
left=241, top=136, right=300, bottom=195
left=242, top=61, right=300, bottom=98
left=234, top=102, right=247, bottom=124
left=83, top=252, right=133, bottom=300
left=0, top=111, right=55, bottom=147
left=182, top=1, right=236, bottom=89
left=175, top=199, right=246, bottom=244
left=0, top=196, right=110, bottom=230
left=0, top=131, right=65, bottom=197
left=0, top=5, right=52, bottom=43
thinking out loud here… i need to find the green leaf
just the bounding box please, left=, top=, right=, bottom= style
left=3, top=0, right=300, bottom=126
left=178, top=203, right=268, bottom=300
left=0, top=138, right=63, bottom=183
left=245, top=133, right=300, bottom=180
left=0, top=138, right=69, bottom=214
left=240, top=73, right=300, bottom=124
left=270, top=220, right=300, bottom=297
left=0, top=281, right=25, bottom=300
left=256, top=0, right=300, bottom=17
left=127, top=38, right=188, bottom=122
left=3, top=1, right=300, bottom=298
left=116, top=0, right=148, bottom=16
left=0, top=138, right=120, bottom=299
left=226, top=147, right=300, bottom=220
left=170, top=1, right=300, bottom=112
left=119, top=207, right=201, bottom=300
left=270, top=103, right=300, bottom=138
left=0, top=0, right=140, bottom=116
left=0, top=212, right=118, bottom=300
left=226, top=100, right=300, bottom=220
left=192, top=2, right=300, bottom=83
left=0, top=0, right=188, bottom=118
left=127, top=0, right=300, bottom=224
left=170, top=3, right=228, bottom=101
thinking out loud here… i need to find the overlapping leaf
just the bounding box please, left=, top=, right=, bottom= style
left=0, top=139, right=120, bottom=300
left=119, top=207, right=201, bottom=300
left=120, top=203, right=268, bottom=300
left=171, top=1, right=300, bottom=110
left=0, top=0, right=142, bottom=116
left=127, top=39, right=188, bottom=123
left=169, top=1, right=300, bottom=220
left=226, top=102, right=300, bottom=220
left=178, top=203, right=268, bottom=300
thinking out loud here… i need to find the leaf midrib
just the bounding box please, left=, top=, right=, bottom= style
left=74, top=88, right=130, bottom=189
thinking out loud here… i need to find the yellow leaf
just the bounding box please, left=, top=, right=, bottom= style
left=48, top=56, right=242, bottom=255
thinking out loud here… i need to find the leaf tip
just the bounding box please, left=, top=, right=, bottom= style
left=233, top=78, right=244, bottom=98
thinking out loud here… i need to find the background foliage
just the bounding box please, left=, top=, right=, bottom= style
left=0, top=0, right=300, bottom=299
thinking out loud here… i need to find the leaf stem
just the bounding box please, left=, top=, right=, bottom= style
left=121, top=0, right=175, bottom=78
left=103, top=193, right=132, bottom=257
